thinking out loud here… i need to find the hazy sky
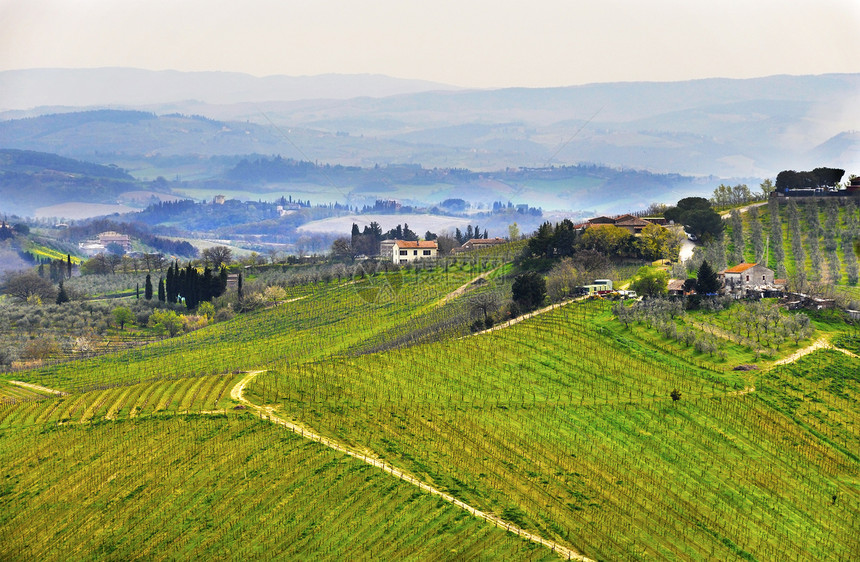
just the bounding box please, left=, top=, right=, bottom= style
left=1, top=0, right=858, bottom=87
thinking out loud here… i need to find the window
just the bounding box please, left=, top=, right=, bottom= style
left=762, top=275, right=766, bottom=281
left=423, top=250, right=431, bottom=256
left=399, top=259, right=407, bottom=264
left=413, top=250, right=418, bottom=255
left=399, top=250, right=407, bottom=256
left=745, top=275, right=749, bottom=282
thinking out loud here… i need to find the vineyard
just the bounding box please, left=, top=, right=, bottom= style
left=728, top=198, right=860, bottom=291
left=0, top=413, right=551, bottom=560
left=245, top=300, right=860, bottom=560
left=1, top=246, right=859, bottom=560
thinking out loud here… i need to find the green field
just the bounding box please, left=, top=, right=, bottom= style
left=2, top=248, right=859, bottom=560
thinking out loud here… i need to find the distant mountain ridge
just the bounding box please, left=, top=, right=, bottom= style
left=0, top=70, right=857, bottom=178
left=0, top=68, right=461, bottom=111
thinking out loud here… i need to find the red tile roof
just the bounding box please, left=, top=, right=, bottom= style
left=393, top=240, right=438, bottom=249
left=724, top=263, right=757, bottom=273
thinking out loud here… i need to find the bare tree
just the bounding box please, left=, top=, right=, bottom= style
left=202, top=246, right=233, bottom=269
left=469, top=291, right=501, bottom=325
left=2, top=271, right=57, bottom=302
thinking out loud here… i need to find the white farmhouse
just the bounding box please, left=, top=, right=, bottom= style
left=381, top=240, right=438, bottom=264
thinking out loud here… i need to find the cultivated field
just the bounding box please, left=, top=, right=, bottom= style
left=2, top=250, right=858, bottom=560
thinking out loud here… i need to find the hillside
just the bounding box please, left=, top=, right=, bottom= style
left=0, top=147, right=152, bottom=217
left=1, top=249, right=858, bottom=560
left=2, top=72, right=857, bottom=177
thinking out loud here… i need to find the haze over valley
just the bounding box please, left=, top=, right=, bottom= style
left=2, top=2, right=860, bottom=560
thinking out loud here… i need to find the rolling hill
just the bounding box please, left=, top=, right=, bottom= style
left=1, top=249, right=858, bottom=560
left=1, top=71, right=857, bottom=177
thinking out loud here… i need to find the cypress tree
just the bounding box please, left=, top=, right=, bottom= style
left=56, top=281, right=69, bottom=304
left=202, top=267, right=214, bottom=302
left=144, top=274, right=153, bottom=300
left=183, top=264, right=198, bottom=309
left=237, top=272, right=243, bottom=301
left=166, top=265, right=176, bottom=304
left=67, top=254, right=72, bottom=279
left=158, top=277, right=166, bottom=302
left=136, top=283, right=140, bottom=300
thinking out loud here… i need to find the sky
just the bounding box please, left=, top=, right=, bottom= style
left=1, top=0, right=859, bottom=88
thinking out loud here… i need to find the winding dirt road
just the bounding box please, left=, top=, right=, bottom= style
left=231, top=371, right=592, bottom=561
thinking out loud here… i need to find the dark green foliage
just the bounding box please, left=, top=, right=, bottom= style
left=55, top=281, right=69, bottom=305
left=144, top=274, right=153, bottom=301
left=776, top=168, right=845, bottom=191
left=524, top=220, right=579, bottom=261
left=665, top=197, right=723, bottom=242
left=512, top=272, right=546, bottom=312
left=696, top=260, right=720, bottom=294
left=157, top=277, right=166, bottom=302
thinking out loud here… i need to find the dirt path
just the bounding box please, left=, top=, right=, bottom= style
left=435, top=266, right=501, bottom=307
left=8, top=380, right=68, bottom=396
left=719, top=201, right=768, bottom=219
left=231, top=371, right=591, bottom=561
left=471, top=297, right=585, bottom=337
left=772, top=336, right=859, bottom=366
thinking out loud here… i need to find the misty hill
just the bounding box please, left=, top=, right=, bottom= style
left=0, top=148, right=147, bottom=216
left=1, top=72, right=857, bottom=178
left=0, top=68, right=460, bottom=111
left=0, top=148, right=133, bottom=180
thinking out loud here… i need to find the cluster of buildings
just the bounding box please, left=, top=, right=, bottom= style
left=668, top=262, right=784, bottom=298
left=78, top=231, right=132, bottom=256
left=379, top=237, right=508, bottom=264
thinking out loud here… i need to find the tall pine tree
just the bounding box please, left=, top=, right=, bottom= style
left=158, top=277, right=166, bottom=302
left=144, top=274, right=154, bottom=300
left=696, top=260, right=720, bottom=295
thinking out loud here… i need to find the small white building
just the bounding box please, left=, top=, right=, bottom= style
left=382, top=240, right=438, bottom=264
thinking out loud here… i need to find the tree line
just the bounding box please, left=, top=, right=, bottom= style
left=776, top=168, right=845, bottom=191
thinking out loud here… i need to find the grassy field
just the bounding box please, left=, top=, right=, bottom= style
left=2, top=247, right=858, bottom=560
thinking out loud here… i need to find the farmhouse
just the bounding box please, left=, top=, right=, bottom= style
left=721, top=263, right=775, bottom=292
left=381, top=240, right=438, bottom=264
left=575, top=214, right=661, bottom=234
left=98, top=231, right=132, bottom=251
left=612, top=214, right=653, bottom=235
